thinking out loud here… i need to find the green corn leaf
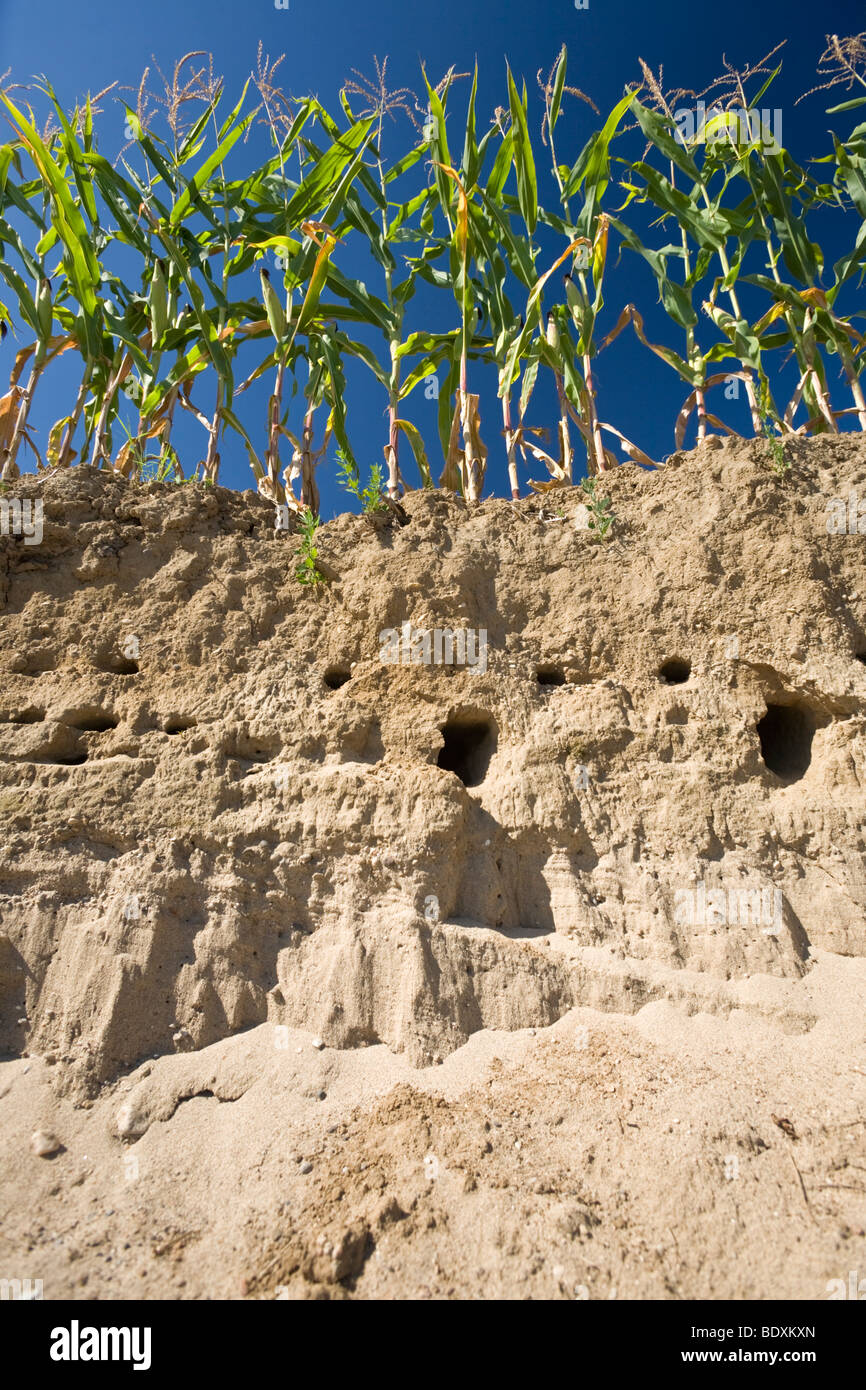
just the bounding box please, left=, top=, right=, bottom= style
left=317, top=330, right=353, bottom=468
left=564, top=89, right=635, bottom=207
left=283, top=118, right=372, bottom=227
left=827, top=96, right=866, bottom=113
left=751, top=152, right=821, bottom=284
left=342, top=188, right=395, bottom=271
left=548, top=47, right=568, bottom=135
left=395, top=417, right=432, bottom=486
left=518, top=340, right=541, bottom=416
left=0, top=92, right=101, bottom=315
left=749, top=64, right=783, bottom=110
left=609, top=217, right=697, bottom=329
left=44, top=88, right=99, bottom=225
left=633, top=98, right=700, bottom=181
left=170, top=112, right=256, bottom=226
left=703, top=302, right=763, bottom=370
left=487, top=129, right=514, bottom=201
left=507, top=64, right=537, bottom=233
left=215, top=78, right=251, bottom=144
left=387, top=186, right=430, bottom=239
left=0, top=211, right=42, bottom=283
left=463, top=65, right=480, bottom=190
left=423, top=72, right=453, bottom=224
left=85, top=153, right=158, bottom=257
left=0, top=264, right=39, bottom=334
left=153, top=232, right=232, bottom=382
left=386, top=144, right=426, bottom=185
left=630, top=162, right=727, bottom=250
left=120, top=109, right=179, bottom=194
left=177, top=107, right=216, bottom=166
left=338, top=334, right=391, bottom=390
left=399, top=333, right=459, bottom=399
left=0, top=144, right=16, bottom=198
left=832, top=136, right=866, bottom=219
left=324, top=263, right=398, bottom=337
left=222, top=405, right=264, bottom=480
left=478, top=191, right=536, bottom=288
left=831, top=220, right=866, bottom=292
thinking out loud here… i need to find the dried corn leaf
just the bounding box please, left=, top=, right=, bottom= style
left=0, top=387, right=24, bottom=451
left=439, top=396, right=463, bottom=492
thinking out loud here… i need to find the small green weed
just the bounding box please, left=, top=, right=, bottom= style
left=580, top=476, right=615, bottom=540
left=336, top=450, right=389, bottom=515
left=758, top=375, right=790, bottom=476
left=294, top=506, right=329, bottom=586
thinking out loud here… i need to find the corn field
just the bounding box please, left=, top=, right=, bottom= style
left=0, top=35, right=865, bottom=514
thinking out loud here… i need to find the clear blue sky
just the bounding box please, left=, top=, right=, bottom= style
left=2, top=0, right=865, bottom=513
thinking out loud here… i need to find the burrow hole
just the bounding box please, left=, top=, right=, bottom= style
left=323, top=666, right=351, bottom=691
left=225, top=732, right=280, bottom=764
left=536, top=665, right=566, bottom=687
left=15, top=653, right=56, bottom=675
left=659, top=658, right=691, bottom=685
left=52, top=753, right=88, bottom=767
left=10, top=708, right=44, bottom=725
left=66, top=709, right=118, bottom=733
left=856, top=652, right=866, bottom=666
left=756, top=702, right=816, bottom=782
left=437, top=711, right=497, bottom=787
left=165, top=717, right=197, bottom=735
left=94, top=652, right=139, bottom=675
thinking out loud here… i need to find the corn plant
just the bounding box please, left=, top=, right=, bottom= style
left=233, top=64, right=374, bottom=508
left=499, top=58, right=649, bottom=480
left=0, top=86, right=109, bottom=475
left=1, top=36, right=864, bottom=509
left=325, top=59, right=463, bottom=499
left=411, top=63, right=537, bottom=497
left=613, top=62, right=776, bottom=441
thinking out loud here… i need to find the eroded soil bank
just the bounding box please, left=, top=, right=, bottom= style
left=1, top=433, right=864, bottom=1298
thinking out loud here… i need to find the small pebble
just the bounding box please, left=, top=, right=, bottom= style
left=299, top=1161, right=313, bottom=1175
left=312, top=1038, right=324, bottom=1051
left=31, top=1129, right=61, bottom=1157
left=317, top=1090, right=327, bottom=1101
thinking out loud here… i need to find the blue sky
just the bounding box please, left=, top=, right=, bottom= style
left=1, top=0, right=865, bottom=514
